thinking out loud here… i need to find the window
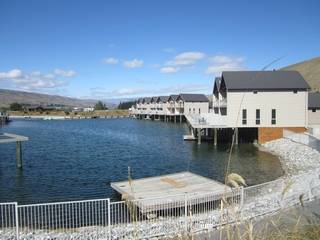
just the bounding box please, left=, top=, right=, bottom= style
left=256, top=109, right=260, bottom=125
left=312, top=109, right=317, bottom=113
left=242, top=109, right=247, bottom=125
left=271, top=109, right=276, bottom=125
left=199, top=108, right=201, bottom=114
left=193, top=108, right=195, bottom=114
left=253, top=90, right=258, bottom=94
left=189, top=108, right=191, bottom=113
left=293, top=90, right=298, bottom=94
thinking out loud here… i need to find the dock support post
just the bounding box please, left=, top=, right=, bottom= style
left=16, top=141, right=22, bottom=168
left=180, top=115, right=182, bottom=123
left=234, top=128, right=239, bottom=145
left=214, top=129, right=217, bottom=146
left=197, top=128, right=201, bottom=145
left=174, top=115, right=176, bottom=123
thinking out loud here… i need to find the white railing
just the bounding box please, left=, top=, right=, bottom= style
left=0, top=202, right=18, bottom=239
left=1, top=171, right=320, bottom=239
left=212, top=99, right=227, bottom=108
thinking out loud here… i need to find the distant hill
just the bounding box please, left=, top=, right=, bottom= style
left=281, top=57, right=320, bottom=90
left=0, top=89, right=97, bottom=108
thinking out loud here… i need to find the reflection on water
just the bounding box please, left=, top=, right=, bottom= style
left=0, top=119, right=283, bottom=204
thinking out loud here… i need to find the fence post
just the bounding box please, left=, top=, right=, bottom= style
left=15, top=202, right=19, bottom=240
left=184, top=194, right=188, bottom=234
left=240, top=187, right=244, bottom=218
left=107, top=199, right=111, bottom=240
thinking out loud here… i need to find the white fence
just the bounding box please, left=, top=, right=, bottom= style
left=1, top=171, right=320, bottom=240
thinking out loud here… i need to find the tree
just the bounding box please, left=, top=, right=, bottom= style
left=94, top=101, right=107, bottom=110
left=10, top=102, right=23, bottom=111
left=117, top=100, right=136, bottom=109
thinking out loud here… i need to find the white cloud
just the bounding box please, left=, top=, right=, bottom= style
left=205, top=55, right=246, bottom=75
left=160, top=51, right=206, bottom=74
left=0, top=69, right=22, bottom=79
left=54, top=69, right=76, bottom=77
left=167, top=51, right=206, bottom=66
left=0, top=68, right=75, bottom=91
left=103, top=57, right=119, bottom=65
left=123, top=59, right=144, bottom=69
left=90, top=83, right=210, bottom=98
left=160, top=66, right=180, bottom=73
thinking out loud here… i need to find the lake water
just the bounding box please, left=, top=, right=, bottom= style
left=0, top=119, right=283, bottom=204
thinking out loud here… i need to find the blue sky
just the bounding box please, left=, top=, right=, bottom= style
left=0, top=0, right=319, bottom=99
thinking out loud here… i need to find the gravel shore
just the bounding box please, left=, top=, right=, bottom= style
left=262, top=138, right=320, bottom=175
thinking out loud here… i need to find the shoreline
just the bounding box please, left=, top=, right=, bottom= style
left=9, top=115, right=130, bottom=120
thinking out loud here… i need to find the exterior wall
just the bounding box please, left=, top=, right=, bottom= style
left=184, top=102, right=209, bottom=115
left=258, top=127, right=306, bottom=143
left=227, top=91, right=308, bottom=128
left=308, top=109, right=320, bottom=126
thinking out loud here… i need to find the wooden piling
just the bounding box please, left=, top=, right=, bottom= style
left=235, top=128, right=239, bottom=145
left=16, top=141, right=22, bottom=168
left=214, top=128, right=218, bottom=146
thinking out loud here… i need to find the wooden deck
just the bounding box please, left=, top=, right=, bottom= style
left=0, top=133, right=29, bottom=143
left=111, top=171, right=230, bottom=212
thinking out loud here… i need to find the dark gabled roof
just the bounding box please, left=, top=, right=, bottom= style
left=142, top=97, right=152, bottom=104
left=157, top=96, right=169, bottom=103
left=168, top=94, right=179, bottom=101
left=213, top=77, right=221, bottom=94
left=221, top=71, right=310, bottom=91
left=178, top=94, right=209, bottom=102
left=150, top=96, right=158, bottom=103
left=309, top=92, right=320, bottom=109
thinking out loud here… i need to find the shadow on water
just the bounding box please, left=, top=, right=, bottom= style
left=0, top=119, right=283, bottom=204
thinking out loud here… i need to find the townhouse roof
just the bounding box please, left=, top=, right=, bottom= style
left=221, top=71, right=310, bottom=91
left=150, top=96, right=158, bottom=103
left=309, top=92, right=320, bottom=109
left=177, top=94, right=209, bottom=102
left=142, top=97, right=152, bottom=103
left=157, top=96, right=169, bottom=103
left=168, top=94, right=179, bottom=101
left=213, top=77, right=221, bottom=93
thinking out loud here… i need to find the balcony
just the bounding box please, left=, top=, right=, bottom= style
left=213, top=98, right=227, bottom=108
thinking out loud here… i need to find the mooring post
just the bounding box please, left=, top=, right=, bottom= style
left=197, top=128, right=201, bottom=145
left=16, top=141, right=22, bottom=168
left=214, top=128, right=218, bottom=146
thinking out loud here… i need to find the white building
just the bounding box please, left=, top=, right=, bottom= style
left=208, top=71, right=310, bottom=143
left=177, top=94, right=209, bottom=115
left=308, top=92, right=320, bottom=126
left=132, top=94, right=209, bottom=122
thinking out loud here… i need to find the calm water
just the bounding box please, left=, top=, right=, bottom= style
left=0, top=119, right=283, bottom=204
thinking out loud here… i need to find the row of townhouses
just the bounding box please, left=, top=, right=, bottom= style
left=131, top=70, right=320, bottom=144
left=132, top=94, right=209, bottom=120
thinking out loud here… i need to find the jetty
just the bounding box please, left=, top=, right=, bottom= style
left=111, top=171, right=230, bottom=213
left=0, top=112, right=9, bottom=124
left=0, top=133, right=29, bottom=168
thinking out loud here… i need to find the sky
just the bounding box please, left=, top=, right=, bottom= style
left=0, top=0, right=319, bottom=99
